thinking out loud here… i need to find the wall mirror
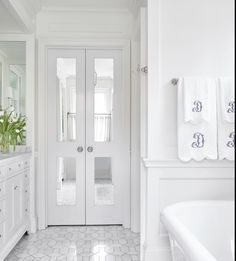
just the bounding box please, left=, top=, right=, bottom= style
left=0, top=41, right=26, bottom=115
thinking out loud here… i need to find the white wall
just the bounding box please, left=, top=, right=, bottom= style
left=142, top=0, right=235, bottom=260
left=148, top=0, right=235, bottom=159
left=36, top=9, right=133, bottom=39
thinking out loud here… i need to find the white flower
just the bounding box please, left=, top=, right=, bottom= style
left=0, top=119, right=3, bottom=123
left=15, top=129, right=20, bottom=133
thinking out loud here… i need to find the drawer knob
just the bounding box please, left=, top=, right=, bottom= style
left=0, top=234, right=1, bottom=238
left=25, top=209, right=28, bottom=212
left=14, top=186, right=18, bottom=190
left=9, top=168, right=12, bottom=171
left=25, top=190, right=28, bottom=193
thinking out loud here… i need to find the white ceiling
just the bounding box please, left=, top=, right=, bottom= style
left=0, top=2, right=22, bottom=33
left=41, top=0, right=135, bottom=10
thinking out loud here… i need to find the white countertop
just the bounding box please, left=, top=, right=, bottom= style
left=0, top=151, right=31, bottom=164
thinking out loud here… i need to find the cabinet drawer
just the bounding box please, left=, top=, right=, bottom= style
left=24, top=198, right=29, bottom=215
left=6, top=159, right=30, bottom=175
left=0, top=199, right=5, bottom=221
left=0, top=167, right=6, bottom=178
left=7, top=162, right=22, bottom=174
left=0, top=182, right=5, bottom=198
left=24, top=184, right=30, bottom=200
left=0, top=222, right=4, bottom=246
left=24, top=171, right=30, bottom=185
left=23, top=159, right=30, bottom=168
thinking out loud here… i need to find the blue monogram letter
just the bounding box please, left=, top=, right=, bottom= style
left=227, top=101, right=235, bottom=114
left=227, top=132, right=235, bottom=148
left=192, top=132, right=205, bottom=148
left=192, top=100, right=203, bottom=112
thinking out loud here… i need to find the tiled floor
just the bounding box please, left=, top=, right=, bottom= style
left=5, top=226, right=140, bottom=261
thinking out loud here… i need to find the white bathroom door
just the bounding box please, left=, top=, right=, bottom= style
left=47, top=49, right=86, bottom=225
left=86, top=50, right=130, bottom=225
left=47, top=48, right=130, bottom=226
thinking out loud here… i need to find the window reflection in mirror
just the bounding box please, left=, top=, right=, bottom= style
left=0, top=41, right=26, bottom=115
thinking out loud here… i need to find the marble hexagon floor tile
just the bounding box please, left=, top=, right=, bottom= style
left=5, top=226, right=140, bottom=261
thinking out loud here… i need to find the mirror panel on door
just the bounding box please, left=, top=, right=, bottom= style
left=57, top=58, right=77, bottom=142
left=94, top=157, right=114, bottom=205
left=94, top=59, right=114, bottom=143
left=57, top=157, right=77, bottom=206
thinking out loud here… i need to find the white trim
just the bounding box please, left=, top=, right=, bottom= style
left=40, top=7, right=131, bottom=14
left=37, top=38, right=131, bottom=230
left=0, top=224, right=28, bottom=260
left=2, top=0, right=36, bottom=33
left=142, top=158, right=235, bottom=169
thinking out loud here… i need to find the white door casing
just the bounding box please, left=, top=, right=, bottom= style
left=47, top=48, right=130, bottom=226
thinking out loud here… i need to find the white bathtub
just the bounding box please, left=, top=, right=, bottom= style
left=161, top=201, right=235, bottom=261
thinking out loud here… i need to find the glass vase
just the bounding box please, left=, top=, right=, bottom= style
left=0, top=135, right=11, bottom=154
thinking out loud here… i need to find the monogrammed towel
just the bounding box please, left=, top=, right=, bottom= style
left=178, top=78, right=218, bottom=162
left=218, top=78, right=235, bottom=160
left=183, top=78, right=216, bottom=124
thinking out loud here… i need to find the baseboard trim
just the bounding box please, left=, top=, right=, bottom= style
left=144, top=246, right=172, bottom=261
left=29, top=215, right=37, bottom=233
left=0, top=225, right=27, bottom=261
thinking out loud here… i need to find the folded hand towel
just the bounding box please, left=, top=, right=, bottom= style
left=183, top=78, right=216, bottom=124
left=218, top=78, right=235, bottom=161
left=219, top=78, right=235, bottom=123
left=178, top=78, right=218, bottom=162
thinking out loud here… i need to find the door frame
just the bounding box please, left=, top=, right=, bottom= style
left=37, top=39, right=131, bottom=230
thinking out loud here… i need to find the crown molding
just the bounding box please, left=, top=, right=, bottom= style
left=0, top=49, right=8, bottom=59
left=40, top=6, right=131, bottom=14
left=129, top=0, right=147, bottom=17
left=2, top=0, right=38, bottom=33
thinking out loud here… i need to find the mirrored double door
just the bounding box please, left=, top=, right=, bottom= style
left=47, top=48, right=130, bottom=226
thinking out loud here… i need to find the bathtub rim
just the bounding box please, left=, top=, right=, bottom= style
left=161, top=200, right=234, bottom=261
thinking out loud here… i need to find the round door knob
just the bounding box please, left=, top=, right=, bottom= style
left=77, top=146, right=84, bottom=153
left=87, top=146, right=94, bottom=153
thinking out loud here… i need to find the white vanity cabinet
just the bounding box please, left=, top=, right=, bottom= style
left=0, top=153, right=32, bottom=260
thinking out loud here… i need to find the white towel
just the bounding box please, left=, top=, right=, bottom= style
left=178, top=78, right=218, bottom=162
left=219, top=78, right=235, bottom=123
left=218, top=78, right=235, bottom=161
left=183, top=78, right=214, bottom=124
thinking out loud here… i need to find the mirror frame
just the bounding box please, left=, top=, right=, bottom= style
left=0, top=34, right=35, bottom=149
left=0, top=34, right=36, bottom=232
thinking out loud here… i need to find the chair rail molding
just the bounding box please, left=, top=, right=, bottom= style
left=142, top=158, right=235, bottom=169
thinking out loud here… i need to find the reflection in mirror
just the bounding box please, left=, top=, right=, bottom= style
left=0, top=62, right=2, bottom=109
left=57, top=157, right=76, bottom=205
left=0, top=42, right=26, bottom=115
left=94, top=59, right=114, bottom=142
left=57, top=58, right=77, bottom=142
left=94, top=157, right=114, bottom=205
